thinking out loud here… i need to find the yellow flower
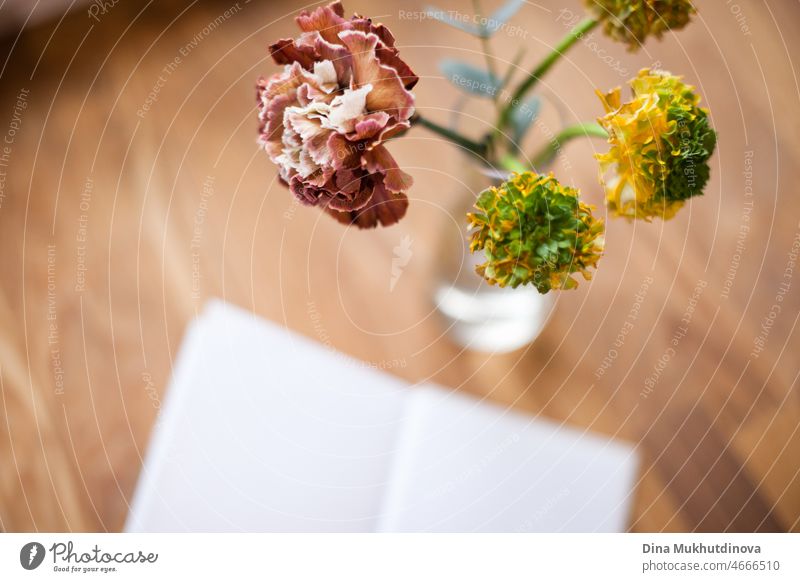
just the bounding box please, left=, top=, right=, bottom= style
left=596, top=68, right=717, bottom=221
left=586, top=0, right=696, bottom=50
left=468, top=172, right=604, bottom=293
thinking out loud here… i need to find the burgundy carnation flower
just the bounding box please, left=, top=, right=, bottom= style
left=257, top=1, right=417, bottom=228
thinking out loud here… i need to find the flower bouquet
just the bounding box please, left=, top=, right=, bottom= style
left=256, top=0, right=716, bottom=348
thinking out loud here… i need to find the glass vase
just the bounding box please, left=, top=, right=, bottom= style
left=432, top=158, right=555, bottom=353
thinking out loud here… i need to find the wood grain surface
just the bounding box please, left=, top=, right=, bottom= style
left=0, top=0, right=798, bottom=532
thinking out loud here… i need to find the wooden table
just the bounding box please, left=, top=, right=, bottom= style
left=0, top=0, right=798, bottom=532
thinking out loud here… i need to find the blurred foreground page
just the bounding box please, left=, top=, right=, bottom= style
left=126, top=300, right=637, bottom=532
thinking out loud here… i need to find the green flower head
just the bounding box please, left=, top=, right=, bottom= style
left=586, top=0, right=696, bottom=50
left=468, top=172, right=605, bottom=293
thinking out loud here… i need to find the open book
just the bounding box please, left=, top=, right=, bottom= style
left=126, top=301, right=638, bottom=532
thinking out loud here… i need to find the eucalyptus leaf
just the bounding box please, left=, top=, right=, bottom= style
left=439, top=59, right=501, bottom=98
left=424, top=5, right=482, bottom=36
left=509, top=95, right=541, bottom=144
left=484, top=0, right=526, bottom=35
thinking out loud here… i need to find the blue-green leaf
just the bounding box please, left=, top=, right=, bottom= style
left=424, top=5, right=482, bottom=36
left=510, top=95, right=541, bottom=144
left=439, top=59, right=501, bottom=98
left=485, top=0, right=526, bottom=35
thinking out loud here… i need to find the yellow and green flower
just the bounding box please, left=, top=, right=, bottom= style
left=596, top=68, right=717, bottom=221
left=586, top=0, right=696, bottom=50
left=468, top=172, right=604, bottom=293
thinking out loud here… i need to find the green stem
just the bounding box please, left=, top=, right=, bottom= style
left=495, top=17, right=599, bottom=136
left=501, top=46, right=526, bottom=89
left=499, top=154, right=528, bottom=174
left=528, top=122, right=608, bottom=169
left=412, top=114, right=487, bottom=157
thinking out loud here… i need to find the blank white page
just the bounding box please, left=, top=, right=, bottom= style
left=126, top=301, right=408, bottom=532
left=377, top=386, right=638, bottom=532
left=126, top=300, right=637, bottom=533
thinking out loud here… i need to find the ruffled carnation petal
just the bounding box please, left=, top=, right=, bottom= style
left=364, top=145, right=413, bottom=193
left=338, top=30, right=415, bottom=120
left=296, top=1, right=348, bottom=45
left=351, top=112, right=391, bottom=141
left=269, top=38, right=317, bottom=69
left=327, top=179, right=408, bottom=228
left=313, top=35, right=353, bottom=85
left=327, top=173, right=373, bottom=211
left=375, top=44, right=419, bottom=90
